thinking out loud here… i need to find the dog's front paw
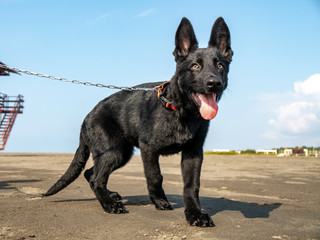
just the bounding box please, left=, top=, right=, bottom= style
left=108, top=190, right=122, bottom=201
left=185, top=210, right=215, bottom=227
left=153, top=199, right=173, bottom=210
left=102, top=201, right=127, bottom=214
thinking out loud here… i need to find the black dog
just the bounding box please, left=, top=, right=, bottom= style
left=44, top=17, right=233, bottom=227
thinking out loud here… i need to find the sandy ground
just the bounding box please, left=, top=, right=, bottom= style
left=0, top=153, right=319, bottom=240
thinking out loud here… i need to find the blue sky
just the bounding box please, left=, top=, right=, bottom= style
left=1, top=0, right=320, bottom=152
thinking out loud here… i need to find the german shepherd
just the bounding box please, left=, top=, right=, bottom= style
left=44, top=17, right=233, bottom=227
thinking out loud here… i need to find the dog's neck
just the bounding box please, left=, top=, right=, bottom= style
left=164, top=76, right=201, bottom=119
left=154, top=81, right=177, bottom=112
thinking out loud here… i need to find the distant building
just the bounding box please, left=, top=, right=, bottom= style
left=292, top=147, right=306, bottom=156
left=308, top=149, right=320, bottom=157
left=256, top=149, right=277, bottom=155
left=284, top=149, right=293, bottom=156
left=279, top=148, right=319, bottom=157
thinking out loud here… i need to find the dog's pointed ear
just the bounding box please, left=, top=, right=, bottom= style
left=209, top=17, right=233, bottom=62
left=173, top=17, right=198, bottom=60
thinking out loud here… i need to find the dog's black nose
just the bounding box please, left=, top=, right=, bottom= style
left=206, top=77, right=222, bottom=90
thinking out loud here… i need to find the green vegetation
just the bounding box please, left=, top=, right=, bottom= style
left=204, top=149, right=262, bottom=155
left=241, top=149, right=256, bottom=154
left=204, top=146, right=320, bottom=156
left=204, top=151, right=237, bottom=155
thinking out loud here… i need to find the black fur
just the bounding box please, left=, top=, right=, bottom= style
left=44, top=17, right=233, bottom=227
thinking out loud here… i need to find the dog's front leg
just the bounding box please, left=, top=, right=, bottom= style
left=181, top=149, right=214, bottom=227
left=140, top=149, right=172, bottom=210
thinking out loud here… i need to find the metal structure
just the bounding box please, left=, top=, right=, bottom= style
left=0, top=61, right=20, bottom=76
left=0, top=93, right=24, bottom=150
left=0, top=61, right=23, bottom=150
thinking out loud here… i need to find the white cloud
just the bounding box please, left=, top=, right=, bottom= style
left=136, top=9, right=154, bottom=18
left=268, top=101, right=319, bottom=133
left=263, top=74, right=320, bottom=144
left=294, top=74, right=320, bottom=97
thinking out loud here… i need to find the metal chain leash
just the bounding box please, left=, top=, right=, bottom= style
left=0, top=63, right=156, bottom=92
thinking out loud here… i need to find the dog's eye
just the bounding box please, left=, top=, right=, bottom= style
left=217, top=63, right=224, bottom=70
left=191, top=64, right=200, bottom=70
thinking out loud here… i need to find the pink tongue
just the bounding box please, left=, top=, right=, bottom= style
left=198, top=93, right=218, bottom=120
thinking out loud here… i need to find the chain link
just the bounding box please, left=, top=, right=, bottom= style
left=0, top=63, right=156, bottom=92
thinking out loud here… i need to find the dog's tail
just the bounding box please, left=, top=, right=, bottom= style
left=43, top=138, right=90, bottom=197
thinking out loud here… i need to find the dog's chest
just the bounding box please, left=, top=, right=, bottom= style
left=142, top=116, right=203, bottom=151
left=163, top=120, right=194, bottom=143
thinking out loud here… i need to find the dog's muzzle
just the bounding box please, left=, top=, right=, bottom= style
left=205, top=77, right=223, bottom=92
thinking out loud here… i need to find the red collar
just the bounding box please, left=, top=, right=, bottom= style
left=154, top=81, right=177, bottom=112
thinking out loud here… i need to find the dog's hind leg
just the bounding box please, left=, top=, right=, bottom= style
left=84, top=167, right=122, bottom=201
left=88, top=144, right=133, bottom=214
left=84, top=114, right=134, bottom=213
left=141, top=149, right=172, bottom=210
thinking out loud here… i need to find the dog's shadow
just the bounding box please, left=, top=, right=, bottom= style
left=123, top=194, right=281, bottom=218
left=54, top=194, right=281, bottom=219
left=1, top=180, right=280, bottom=218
